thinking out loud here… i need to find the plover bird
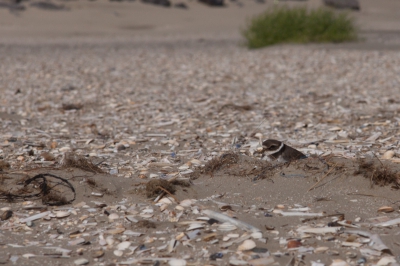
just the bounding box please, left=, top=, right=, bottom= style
left=258, top=139, right=306, bottom=163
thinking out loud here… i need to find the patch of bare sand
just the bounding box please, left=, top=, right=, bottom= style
left=1, top=156, right=399, bottom=265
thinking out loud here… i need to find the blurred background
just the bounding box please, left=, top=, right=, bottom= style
left=0, top=0, right=400, bottom=47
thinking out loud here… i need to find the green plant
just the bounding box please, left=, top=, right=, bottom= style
left=242, top=7, right=357, bottom=48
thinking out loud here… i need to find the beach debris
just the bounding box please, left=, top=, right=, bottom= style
left=237, top=239, right=256, bottom=251
left=1, top=31, right=400, bottom=266
left=203, top=209, right=261, bottom=232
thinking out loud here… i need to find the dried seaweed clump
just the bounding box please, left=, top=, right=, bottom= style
left=253, top=163, right=277, bottom=180
left=146, top=179, right=176, bottom=198
left=354, top=159, right=400, bottom=187
left=42, top=190, right=68, bottom=206
left=0, top=173, right=76, bottom=206
left=61, top=152, right=104, bottom=173
left=203, top=152, right=239, bottom=176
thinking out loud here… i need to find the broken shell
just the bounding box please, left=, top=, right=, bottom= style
left=330, top=259, right=349, bottom=266
left=74, top=258, right=89, bottom=265
left=382, top=150, right=395, bottom=159
left=167, top=239, right=179, bottom=253
left=327, top=250, right=340, bottom=256
left=251, top=231, right=263, bottom=239
left=55, top=211, right=70, bottom=218
left=113, top=250, right=123, bottom=257
left=248, top=257, right=275, bottom=266
left=168, top=259, right=186, bottom=266
left=329, top=126, right=342, bottom=131
left=376, top=256, right=397, bottom=266
left=377, top=206, right=394, bottom=213
left=117, top=241, right=131, bottom=251
left=315, top=247, right=329, bottom=253
left=108, top=213, right=119, bottom=221
left=68, top=238, right=86, bottom=246
left=229, top=259, right=248, bottom=265
left=287, top=240, right=302, bottom=249
left=217, top=222, right=237, bottom=231
left=187, top=223, right=204, bottom=231
left=179, top=199, right=194, bottom=208
left=158, top=197, right=175, bottom=204
left=125, top=215, right=138, bottom=223
left=105, top=228, right=125, bottom=234
left=238, top=239, right=256, bottom=251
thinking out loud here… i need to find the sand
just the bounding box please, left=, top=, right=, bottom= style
left=0, top=0, right=400, bottom=265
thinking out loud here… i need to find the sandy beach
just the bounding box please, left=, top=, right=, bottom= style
left=1, top=0, right=400, bottom=265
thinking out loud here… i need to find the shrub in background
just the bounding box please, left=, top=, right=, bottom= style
left=243, top=7, right=357, bottom=48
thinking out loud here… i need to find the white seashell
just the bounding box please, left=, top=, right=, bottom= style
left=251, top=231, right=263, bottom=239
left=99, top=239, right=107, bottom=246
left=179, top=199, right=193, bottom=208
left=117, top=241, right=131, bottom=251
left=178, top=165, right=189, bottom=170
left=238, top=239, right=256, bottom=251
left=106, top=237, right=115, bottom=246
left=175, top=206, right=185, bottom=211
left=217, top=222, right=237, bottom=231
left=20, top=211, right=51, bottom=223
left=22, top=254, right=36, bottom=259
left=168, top=259, right=186, bottom=266
left=190, top=159, right=202, bottom=165
left=108, top=213, right=119, bottom=221
left=55, top=211, right=70, bottom=218
left=123, top=230, right=143, bottom=237
left=74, top=258, right=89, bottom=265
left=167, top=239, right=179, bottom=253
left=311, top=262, right=325, bottom=266
left=315, top=247, right=329, bottom=253
left=376, top=256, right=397, bottom=266
left=92, top=201, right=107, bottom=208
left=113, top=250, right=123, bottom=257
left=180, top=169, right=193, bottom=175
left=229, top=259, right=248, bottom=265
left=328, top=127, right=341, bottom=131
left=125, top=215, right=138, bottom=223
left=330, top=259, right=349, bottom=266
left=186, top=223, right=204, bottom=231
left=105, top=228, right=125, bottom=234
left=160, top=204, right=169, bottom=212
left=382, top=150, right=395, bottom=159
left=248, top=257, right=275, bottom=266
left=68, top=238, right=86, bottom=246
left=186, top=230, right=200, bottom=240
left=158, top=197, right=175, bottom=204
